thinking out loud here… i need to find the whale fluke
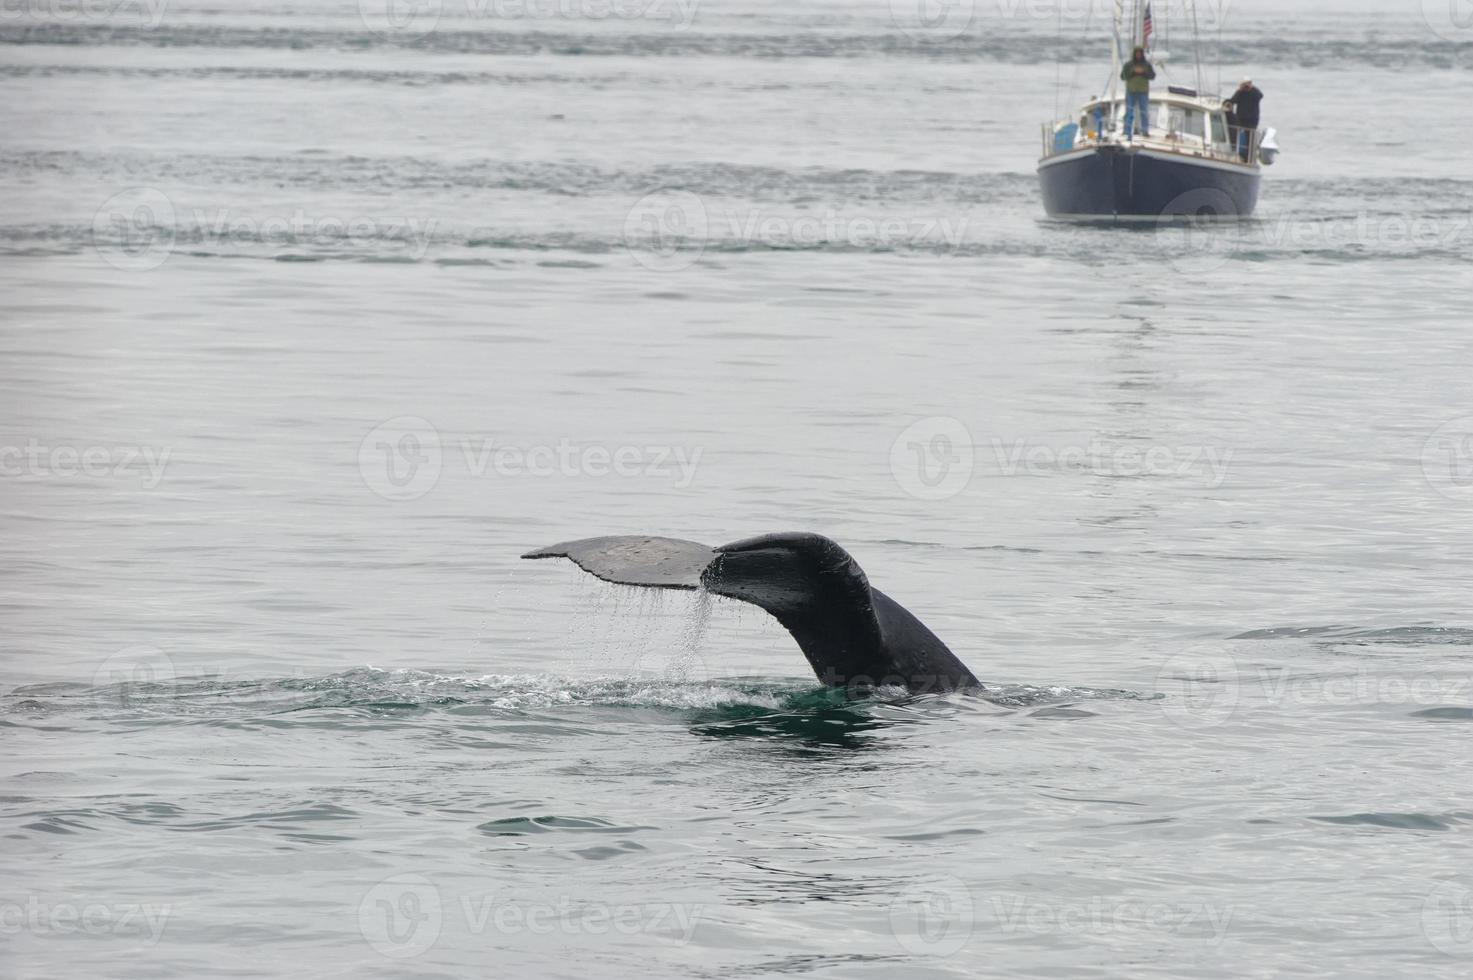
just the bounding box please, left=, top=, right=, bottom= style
left=522, top=532, right=980, bottom=694
left=522, top=535, right=714, bottom=589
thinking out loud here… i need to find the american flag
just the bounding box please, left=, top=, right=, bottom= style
left=1142, top=3, right=1153, bottom=47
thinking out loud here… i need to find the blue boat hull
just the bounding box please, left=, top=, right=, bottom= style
left=1037, top=145, right=1261, bottom=219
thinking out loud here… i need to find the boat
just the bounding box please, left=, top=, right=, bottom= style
left=1037, top=0, right=1278, bottom=220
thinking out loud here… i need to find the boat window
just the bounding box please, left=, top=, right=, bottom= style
left=1166, top=106, right=1205, bottom=140
left=1210, top=113, right=1227, bottom=144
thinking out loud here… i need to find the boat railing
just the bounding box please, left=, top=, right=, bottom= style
left=1041, top=120, right=1262, bottom=165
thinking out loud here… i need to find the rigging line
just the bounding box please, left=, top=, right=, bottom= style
left=1216, top=0, right=1224, bottom=95
left=1066, top=0, right=1092, bottom=105
left=1189, top=0, right=1204, bottom=95
left=1054, top=0, right=1063, bottom=119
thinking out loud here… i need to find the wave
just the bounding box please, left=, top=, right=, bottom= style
left=4, top=665, right=1152, bottom=723
left=0, top=150, right=1033, bottom=202
left=4, top=21, right=1469, bottom=71
left=8, top=149, right=1471, bottom=206
left=5, top=151, right=1470, bottom=265
left=1229, top=625, right=1473, bottom=645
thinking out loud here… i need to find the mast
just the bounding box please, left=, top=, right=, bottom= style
left=1106, top=0, right=1125, bottom=102
left=1187, top=0, right=1206, bottom=94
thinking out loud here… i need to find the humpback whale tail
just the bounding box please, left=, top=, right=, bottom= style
left=522, top=532, right=980, bottom=694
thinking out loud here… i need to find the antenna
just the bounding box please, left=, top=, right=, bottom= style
left=1188, top=0, right=1205, bottom=95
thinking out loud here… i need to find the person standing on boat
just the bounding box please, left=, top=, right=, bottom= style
left=1120, top=47, right=1155, bottom=140
left=1227, top=78, right=1264, bottom=160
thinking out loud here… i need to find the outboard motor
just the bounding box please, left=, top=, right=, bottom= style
left=1257, top=126, right=1280, bottom=165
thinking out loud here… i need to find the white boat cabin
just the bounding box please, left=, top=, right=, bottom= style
left=1046, top=89, right=1267, bottom=165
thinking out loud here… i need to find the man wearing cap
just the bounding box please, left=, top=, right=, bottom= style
left=1226, top=78, right=1264, bottom=161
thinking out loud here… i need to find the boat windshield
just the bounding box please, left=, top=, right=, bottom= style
left=1164, top=106, right=1205, bottom=141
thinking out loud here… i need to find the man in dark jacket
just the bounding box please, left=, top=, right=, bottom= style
left=1120, top=47, right=1156, bottom=140
left=1226, top=78, right=1264, bottom=160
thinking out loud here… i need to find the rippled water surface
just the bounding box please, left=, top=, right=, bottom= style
left=3, top=1, right=1473, bottom=977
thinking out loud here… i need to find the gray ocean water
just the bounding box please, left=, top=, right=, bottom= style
left=4, top=0, right=1473, bottom=976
